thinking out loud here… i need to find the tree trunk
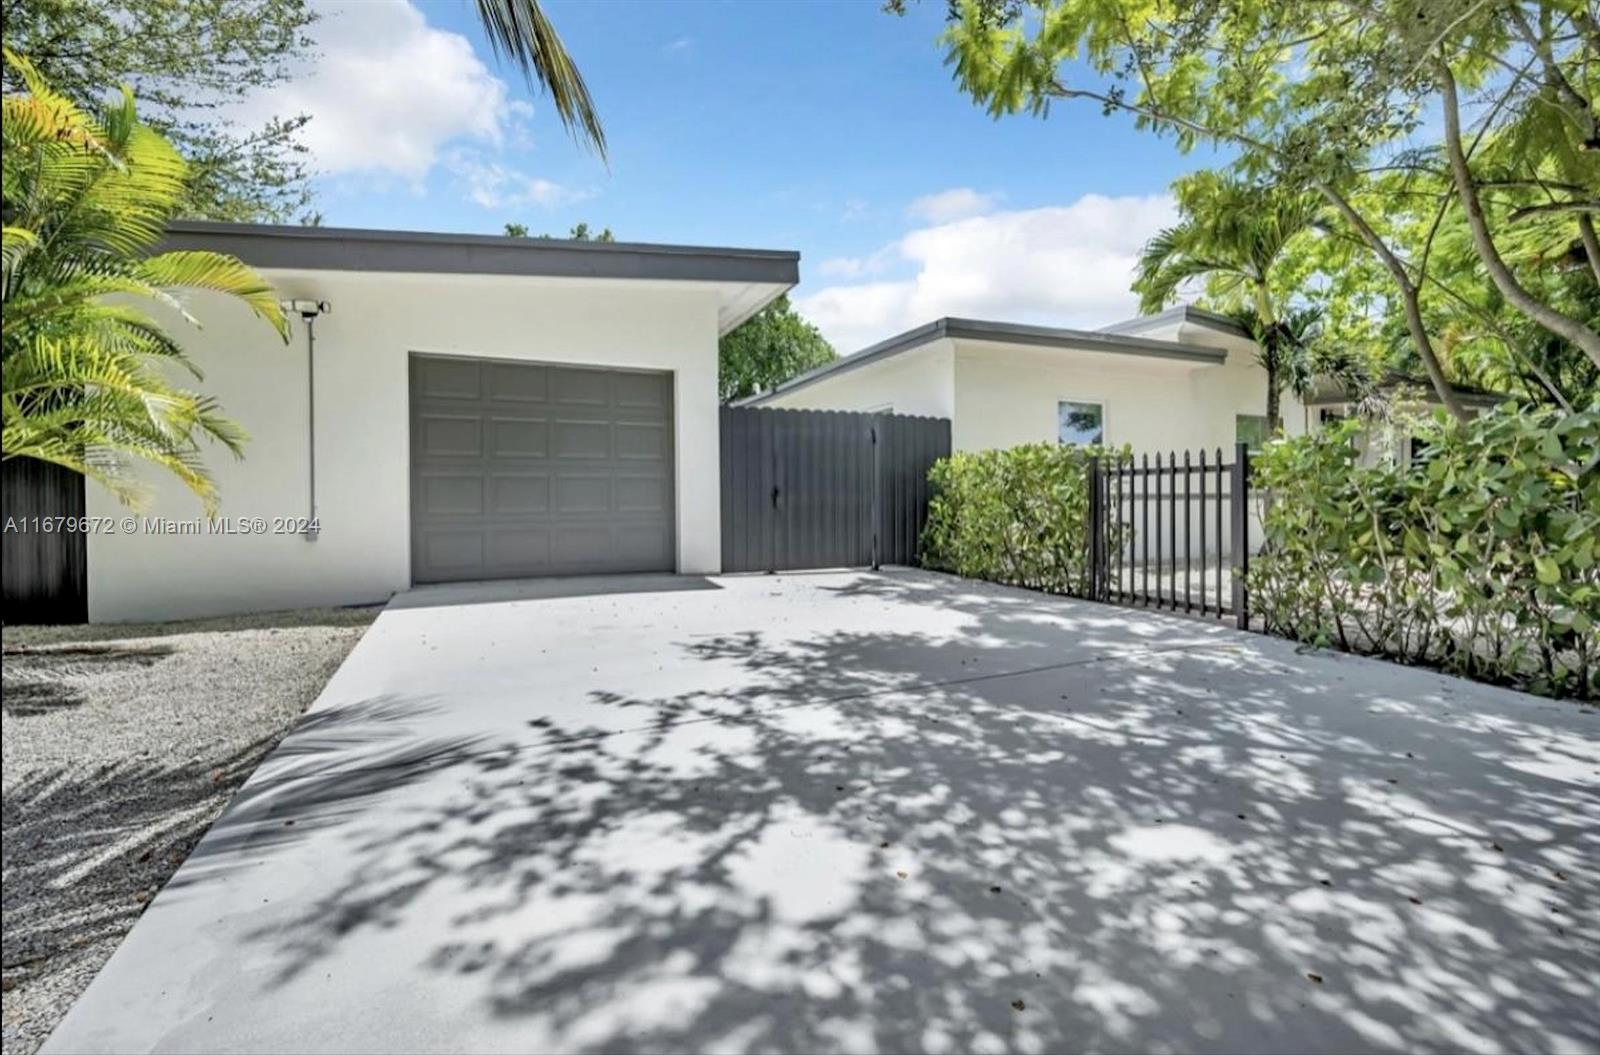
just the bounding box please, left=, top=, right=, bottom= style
left=1579, top=214, right=1600, bottom=289
left=1437, top=60, right=1600, bottom=370
left=1309, top=179, right=1469, bottom=421
left=1254, top=283, right=1284, bottom=432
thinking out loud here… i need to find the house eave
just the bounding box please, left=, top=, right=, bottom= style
left=738, top=316, right=1226, bottom=406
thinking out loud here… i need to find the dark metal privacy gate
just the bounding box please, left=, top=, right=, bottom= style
left=2, top=458, right=89, bottom=624
left=720, top=407, right=950, bottom=573
left=1087, top=443, right=1254, bottom=628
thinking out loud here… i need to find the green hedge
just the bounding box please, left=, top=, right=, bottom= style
left=921, top=442, right=1125, bottom=596
left=1251, top=404, right=1599, bottom=699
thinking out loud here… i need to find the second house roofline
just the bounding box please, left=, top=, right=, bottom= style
left=737, top=315, right=1229, bottom=406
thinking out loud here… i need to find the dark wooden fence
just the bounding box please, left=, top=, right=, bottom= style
left=1088, top=444, right=1255, bottom=628
left=720, top=407, right=951, bottom=573
left=2, top=458, right=88, bottom=624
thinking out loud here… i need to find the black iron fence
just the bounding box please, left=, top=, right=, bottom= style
left=720, top=406, right=951, bottom=574
left=1087, top=443, right=1255, bottom=628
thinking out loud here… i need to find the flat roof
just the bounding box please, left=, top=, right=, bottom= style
left=163, top=221, right=800, bottom=287
left=1100, top=304, right=1252, bottom=339
left=739, top=316, right=1226, bottom=406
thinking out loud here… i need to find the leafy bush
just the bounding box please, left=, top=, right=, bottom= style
left=1251, top=404, right=1599, bottom=699
left=921, top=443, right=1125, bottom=596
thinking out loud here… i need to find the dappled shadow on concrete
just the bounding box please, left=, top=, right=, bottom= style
left=206, top=571, right=1600, bottom=1055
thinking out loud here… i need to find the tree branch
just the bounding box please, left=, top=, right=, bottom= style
left=1437, top=57, right=1600, bottom=368
left=1043, top=74, right=1469, bottom=418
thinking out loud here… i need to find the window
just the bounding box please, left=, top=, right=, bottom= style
left=1057, top=400, right=1104, bottom=445
left=1235, top=414, right=1271, bottom=451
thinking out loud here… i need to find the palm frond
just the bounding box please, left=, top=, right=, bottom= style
left=473, top=0, right=606, bottom=159
left=2, top=51, right=283, bottom=508
left=136, top=251, right=289, bottom=339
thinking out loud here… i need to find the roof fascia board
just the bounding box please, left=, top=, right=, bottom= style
left=162, top=221, right=799, bottom=287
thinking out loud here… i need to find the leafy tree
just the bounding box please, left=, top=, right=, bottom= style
left=2, top=51, right=287, bottom=508
left=4, top=0, right=607, bottom=221
left=908, top=0, right=1600, bottom=419
left=504, top=222, right=530, bottom=237
left=719, top=295, right=836, bottom=403
left=1, top=0, right=318, bottom=221
left=1134, top=175, right=1323, bottom=429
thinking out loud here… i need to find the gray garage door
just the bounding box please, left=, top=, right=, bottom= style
left=409, top=355, right=675, bottom=583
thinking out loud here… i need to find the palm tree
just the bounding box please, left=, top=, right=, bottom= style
left=2, top=49, right=287, bottom=509
left=474, top=0, right=605, bottom=158
left=1134, top=176, right=1322, bottom=431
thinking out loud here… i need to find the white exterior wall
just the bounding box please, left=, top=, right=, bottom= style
left=759, top=340, right=955, bottom=418
left=951, top=337, right=1283, bottom=455
left=87, top=270, right=724, bottom=622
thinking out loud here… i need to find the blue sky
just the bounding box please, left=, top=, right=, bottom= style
left=242, top=0, right=1225, bottom=349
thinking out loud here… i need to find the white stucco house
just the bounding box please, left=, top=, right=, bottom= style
left=83, top=222, right=797, bottom=622
left=741, top=306, right=1308, bottom=453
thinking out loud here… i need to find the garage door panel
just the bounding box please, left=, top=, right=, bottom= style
left=419, top=473, right=484, bottom=517
left=419, top=530, right=485, bottom=572
left=411, top=356, right=674, bottom=583
left=553, top=419, right=612, bottom=459
left=550, top=367, right=609, bottom=406
left=489, top=417, right=549, bottom=458
left=614, top=523, right=675, bottom=564
left=615, top=475, right=669, bottom=513
left=614, top=371, right=669, bottom=409
left=490, top=473, right=550, bottom=515
left=416, top=357, right=481, bottom=400
left=555, top=474, right=611, bottom=514
left=419, top=415, right=483, bottom=457
left=615, top=422, right=668, bottom=460
left=489, top=528, right=552, bottom=570
left=487, top=362, right=547, bottom=403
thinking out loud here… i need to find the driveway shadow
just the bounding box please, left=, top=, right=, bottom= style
left=203, top=571, right=1599, bottom=1054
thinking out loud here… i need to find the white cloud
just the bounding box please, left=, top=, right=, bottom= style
left=905, top=187, right=1000, bottom=223
left=232, top=0, right=524, bottom=179
left=817, top=246, right=894, bottom=279
left=797, top=193, right=1177, bottom=351
left=446, top=151, right=589, bottom=210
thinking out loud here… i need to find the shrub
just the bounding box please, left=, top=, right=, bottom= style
left=1251, top=404, right=1599, bottom=698
left=921, top=443, right=1126, bottom=596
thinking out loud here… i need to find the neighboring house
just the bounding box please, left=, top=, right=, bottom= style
left=741, top=306, right=1307, bottom=454
left=1302, top=372, right=1508, bottom=467
left=82, top=222, right=797, bottom=622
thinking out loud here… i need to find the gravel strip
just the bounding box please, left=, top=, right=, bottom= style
left=1, top=606, right=378, bottom=1055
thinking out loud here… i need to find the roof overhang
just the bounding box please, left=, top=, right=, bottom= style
left=163, top=221, right=799, bottom=335
left=740, top=316, right=1226, bottom=406
left=1100, top=304, right=1252, bottom=340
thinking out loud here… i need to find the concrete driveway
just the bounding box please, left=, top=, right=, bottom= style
left=43, top=569, right=1599, bottom=1054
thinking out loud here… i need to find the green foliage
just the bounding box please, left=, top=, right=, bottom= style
left=473, top=0, right=605, bottom=158
left=1251, top=405, right=1600, bottom=698
left=718, top=295, right=836, bottom=403
left=919, top=0, right=1600, bottom=412
left=1, top=0, right=318, bottom=221
left=2, top=50, right=288, bottom=510
left=503, top=220, right=615, bottom=242
left=1134, top=173, right=1330, bottom=427
left=921, top=442, right=1127, bottom=597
